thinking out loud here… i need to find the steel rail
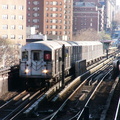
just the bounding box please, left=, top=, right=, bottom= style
left=76, top=69, right=112, bottom=120
left=46, top=61, right=112, bottom=120
left=114, top=97, right=120, bottom=120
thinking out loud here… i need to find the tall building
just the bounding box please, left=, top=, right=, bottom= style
left=0, top=0, right=26, bottom=45
left=73, top=1, right=103, bottom=33
left=104, top=0, right=116, bottom=32
left=27, top=0, right=73, bottom=40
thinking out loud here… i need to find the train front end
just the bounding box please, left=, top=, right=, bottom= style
left=19, top=42, right=52, bottom=87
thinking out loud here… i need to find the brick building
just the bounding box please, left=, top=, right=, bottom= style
left=73, top=0, right=105, bottom=33
left=27, top=0, right=73, bottom=40
left=73, top=0, right=116, bottom=34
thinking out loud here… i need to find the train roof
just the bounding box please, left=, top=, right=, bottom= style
left=22, top=41, right=62, bottom=51
left=21, top=40, right=102, bottom=51
left=74, top=41, right=102, bottom=46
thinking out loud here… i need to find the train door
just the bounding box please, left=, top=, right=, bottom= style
left=31, top=50, right=43, bottom=75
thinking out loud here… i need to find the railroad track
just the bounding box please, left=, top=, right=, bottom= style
left=0, top=89, right=46, bottom=120
left=16, top=56, right=119, bottom=120
left=40, top=61, right=114, bottom=120
left=0, top=52, right=119, bottom=120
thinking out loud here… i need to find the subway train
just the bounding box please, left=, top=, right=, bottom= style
left=19, top=40, right=103, bottom=87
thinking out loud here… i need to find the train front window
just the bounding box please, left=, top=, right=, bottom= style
left=33, top=51, right=40, bottom=61
left=22, top=51, right=28, bottom=61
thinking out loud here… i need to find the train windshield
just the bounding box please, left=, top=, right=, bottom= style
left=33, top=51, right=40, bottom=61
left=22, top=51, right=28, bottom=61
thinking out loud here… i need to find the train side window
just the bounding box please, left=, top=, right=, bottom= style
left=33, top=52, right=40, bottom=61
left=22, top=51, right=28, bottom=61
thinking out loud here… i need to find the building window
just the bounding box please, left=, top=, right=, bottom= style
left=11, top=35, right=15, bottom=39
left=2, top=35, right=8, bottom=39
left=52, top=7, right=58, bottom=11
left=52, top=31, right=56, bottom=35
left=50, top=25, right=52, bottom=29
left=46, top=13, right=49, bottom=17
left=11, top=25, right=16, bottom=29
left=50, top=19, right=52, bottom=23
left=18, top=15, right=23, bottom=20
left=46, top=7, right=49, bottom=11
left=59, top=14, right=62, bottom=17
left=59, top=2, right=62, bottom=5
left=33, top=19, right=39, bottom=23
left=59, top=8, right=62, bottom=11
left=46, top=19, right=49, bottom=23
left=52, top=25, right=56, bottom=29
left=59, top=20, right=62, bottom=23
left=33, top=13, right=39, bottom=17
left=33, top=25, right=39, bottom=29
left=18, top=35, right=23, bottom=39
left=33, top=1, right=39, bottom=5
left=53, top=1, right=58, bottom=5
left=18, top=25, right=23, bottom=30
left=59, top=31, right=62, bottom=35
left=59, top=25, right=62, bottom=29
left=28, top=13, right=30, bottom=16
left=33, top=7, right=39, bottom=11
left=90, top=23, right=92, bottom=26
left=2, top=15, right=8, bottom=19
left=19, top=6, right=24, bottom=10
left=46, top=2, right=49, bottom=5
left=2, top=5, right=8, bottom=9
left=11, top=5, right=16, bottom=9
left=11, top=15, right=16, bottom=19
left=28, top=19, right=30, bottom=22
left=49, top=31, right=52, bottom=35
left=46, top=25, right=49, bottom=29
left=2, top=25, right=8, bottom=29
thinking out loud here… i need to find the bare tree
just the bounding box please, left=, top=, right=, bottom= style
left=73, top=28, right=111, bottom=42
left=0, top=38, right=20, bottom=68
left=73, top=28, right=100, bottom=41
left=98, top=31, right=111, bottom=41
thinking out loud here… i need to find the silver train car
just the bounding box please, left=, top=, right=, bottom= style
left=19, top=40, right=103, bottom=87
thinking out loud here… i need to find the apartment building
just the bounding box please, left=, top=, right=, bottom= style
left=73, top=0, right=116, bottom=33
left=73, top=1, right=100, bottom=33
left=0, top=0, right=26, bottom=45
left=104, top=0, right=116, bottom=31
left=27, top=0, right=73, bottom=40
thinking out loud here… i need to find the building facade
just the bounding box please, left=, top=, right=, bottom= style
left=73, top=1, right=101, bottom=33
left=104, top=0, right=116, bottom=32
left=73, top=0, right=116, bottom=34
left=27, top=0, right=73, bottom=40
left=0, top=0, right=26, bottom=45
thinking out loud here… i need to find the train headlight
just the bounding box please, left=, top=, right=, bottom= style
left=25, top=68, right=29, bottom=74
left=42, top=69, right=48, bottom=74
